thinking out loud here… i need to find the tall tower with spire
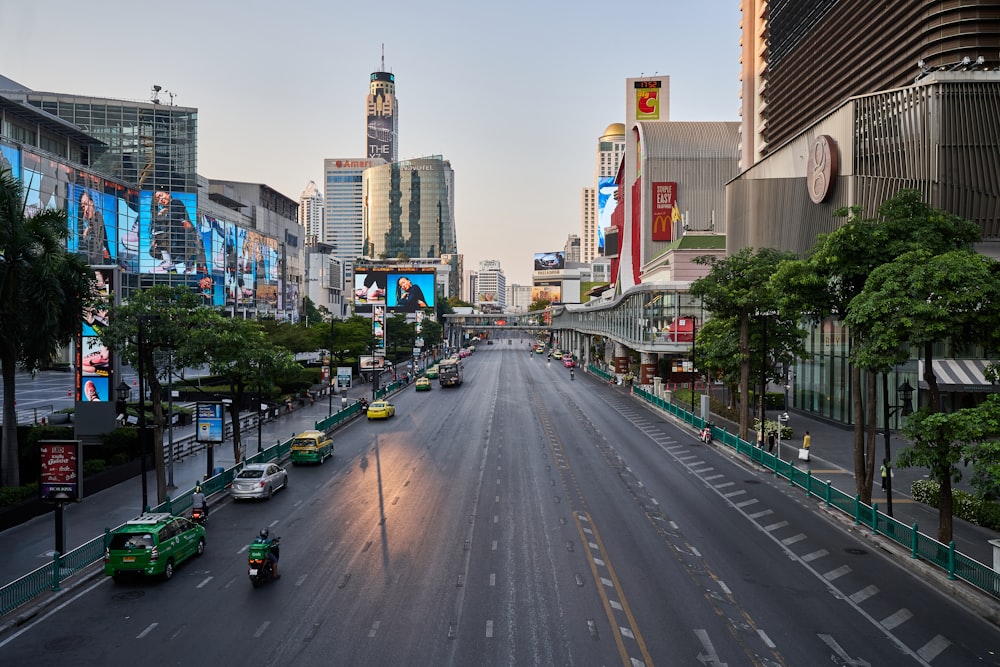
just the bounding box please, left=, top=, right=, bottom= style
left=367, top=45, right=398, bottom=163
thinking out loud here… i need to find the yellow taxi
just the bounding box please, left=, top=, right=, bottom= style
left=366, top=400, right=396, bottom=420
left=290, top=429, right=334, bottom=465
left=415, top=377, right=432, bottom=391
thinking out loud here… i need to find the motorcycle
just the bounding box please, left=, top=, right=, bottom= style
left=570, top=369, right=575, bottom=380
left=191, top=506, right=207, bottom=525
left=248, top=537, right=280, bottom=588
left=358, top=397, right=369, bottom=410
left=700, top=425, right=713, bottom=443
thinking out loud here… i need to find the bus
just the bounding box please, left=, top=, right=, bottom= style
left=438, top=359, right=463, bottom=387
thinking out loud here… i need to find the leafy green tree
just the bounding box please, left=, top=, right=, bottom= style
left=187, top=317, right=299, bottom=463
left=846, top=249, right=1000, bottom=539
left=0, top=168, right=95, bottom=487
left=419, top=318, right=443, bottom=350
left=386, top=313, right=415, bottom=357
left=98, top=286, right=215, bottom=501
left=777, top=189, right=982, bottom=501
left=690, top=247, right=799, bottom=440
left=301, top=296, right=323, bottom=326
left=528, top=298, right=551, bottom=312
left=330, top=316, right=377, bottom=360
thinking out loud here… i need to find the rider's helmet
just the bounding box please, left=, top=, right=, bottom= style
left=259, top=528, right=269, bottom=539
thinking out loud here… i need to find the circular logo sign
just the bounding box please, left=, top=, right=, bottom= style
left=806, top=135, right=838, bottom=203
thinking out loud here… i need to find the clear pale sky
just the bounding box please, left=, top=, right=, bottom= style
left=2, top=1, right=741, bottom=287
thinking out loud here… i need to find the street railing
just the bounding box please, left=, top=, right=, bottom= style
left=631, top=385, right=1000, bottom=601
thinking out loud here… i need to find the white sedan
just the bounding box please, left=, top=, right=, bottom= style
left=231, top=462, right=288, bottom=501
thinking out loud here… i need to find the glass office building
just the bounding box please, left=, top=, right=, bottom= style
left=362, top=156, right=456, bottom=260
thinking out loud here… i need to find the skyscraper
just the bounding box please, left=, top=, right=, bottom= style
left=583, top=123, right=625, bottom=263
left=324, top=158, right=376, bottom=289
left=475, top=260, right=506, bottom=312
left=367, top=49, right=398, bottom=163
left=299, top=180, right=323, bottom=242
left=739, top=0, right=1000, bottom=168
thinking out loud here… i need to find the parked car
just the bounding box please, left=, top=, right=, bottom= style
left=367, top=400, right=396, bottom=419
left=104, top=512, right=205, bottom=582
left=415, top=377, right=432, bottom=391
left=231, top=462, right=288, bottom=501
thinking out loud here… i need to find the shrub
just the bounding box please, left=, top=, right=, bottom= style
left=909, top=479, right=1000, bottom=530
left=0, top=483, right=38, bottom=507
left=83, top=459, right=107, bottom=476
left=911, top=479, right=940, bottom=505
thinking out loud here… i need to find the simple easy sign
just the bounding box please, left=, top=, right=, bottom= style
left=40, top=440, right=82, bottom=501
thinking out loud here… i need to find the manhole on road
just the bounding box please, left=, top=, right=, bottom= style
left=112, top=590, right=145, bottom=601
left=844, top=548, right=868, bottom=556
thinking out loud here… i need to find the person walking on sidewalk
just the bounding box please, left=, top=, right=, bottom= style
left=881, top=459, right=890, bottom=490
left=767, top=430, right=776, bottom=453
left=803, top=431, right=811, bottom=450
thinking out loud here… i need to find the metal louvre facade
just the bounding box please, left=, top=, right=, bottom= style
left=728, top=73, right=1000, bottom=257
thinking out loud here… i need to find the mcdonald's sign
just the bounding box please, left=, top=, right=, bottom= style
left=651, top=182, right=676, bottom=242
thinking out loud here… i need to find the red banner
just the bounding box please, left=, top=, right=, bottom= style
left=652, top=182, right=676, bottom=242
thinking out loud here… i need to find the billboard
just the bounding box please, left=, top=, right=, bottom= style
left=39, top=441, right=82, bottom=502
left=354, top=267, right=436, bottom=312
left=532, top=282, right=562, bottom=303
left=651, top=182, right=677, bottom=242
left=533, top=252, right=565, bottom=271
left=78, top=266, right=115, bottom=403
left=634, top=79, right=662, bottom=121
left=196, top=402, right=225, bottom=443
left=597, top=177, right=619, bottom=254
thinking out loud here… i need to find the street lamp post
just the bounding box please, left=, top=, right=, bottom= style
left=691, top=316, right=697, bottom=415
left=881, top=377, right=914, bottom=517
left=777, top=412, right=790, bottom=461
left=136, top=317, right=149, bottom=513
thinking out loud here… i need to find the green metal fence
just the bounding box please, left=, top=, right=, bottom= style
left=1, top=401, right=358, bottom=618
left=632, top=386, right=1000, bottom=600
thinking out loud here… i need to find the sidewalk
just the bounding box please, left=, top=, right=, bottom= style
left=0, top=382, right=379, bottom=587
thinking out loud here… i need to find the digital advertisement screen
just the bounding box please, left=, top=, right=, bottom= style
left=134, top=190, right=201, bottom=275
left=532, top=283, right=562, bottom=303
left=354, top=268, right=436, bottom=312
left=69, top=182, right=115, bottom=265
left=196, top=403, right=225, bottom=443
left=78, top=266, right=115, bottom=402
left=533, top=252, right=565, bottom=271
left=0, top=143, right=22, bottom=182
left=597, top=177, right=619, bottom=254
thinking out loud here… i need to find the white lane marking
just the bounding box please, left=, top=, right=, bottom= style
left=589, top=541, right=599, bottom=550
left=493, top=515, right=499, bottom=524
left=293, top=500, right=302, bottom=507
left=238, top=545, right=249, bottom=554
left=917, top=635, right=950, bottom=661
left=758, top=629, right=776, bottom=648
left=749, top=509, right=773, bottom=519
left=594, top=557, right=606, bottom=566
left=848, top=585, right=879, bottom=604
left=485, top=620, right=494, bottom=638
left=491, top=540, right=497, bottom=551
left=368, top=620, right=381, bottom=638
left=693, top=629, right=726, bottom=666
left=295, top=574, right=308, bottom=586
left=620, top=626, right=635, bottom=639
left=823, top=565, right=851, bottom=581
left=601, top=577, right=614, bottom=588
left=254, top=621, right=270, bottom=637
left=723, top=490, right=746, bottom=498
left=714, top=481, right=735, bottom=489
left=196, top=576, right=213, bottom=588
left=268, top=519, right=279, bottom=528
left=801, top=549, right=828, bottom=563
left=717, top=580, right=732, bottom=595
left=136, top=622, right=158, bottom=639
left=763, top=520, right=789, bottom=532
left=735, top=499, right=759, bottom=508
left=781, top=533, right=807, bottom=545
left=690, top=547, right=702, bottom=558
left=610, top=600, right=623, bottom=610
left=880, top=608, right=913, bottom=630
left=489, top=573, right=496, bottom=586
left=703, top=474, right=724, bottom=481
left=818, top=634, right=873, bottom=667
left=668, top=521, right=679, bottom=530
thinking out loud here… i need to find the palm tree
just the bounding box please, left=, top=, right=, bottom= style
left=0, top=167, right=94, bottom=487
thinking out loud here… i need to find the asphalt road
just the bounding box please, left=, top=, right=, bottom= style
left=1, top=344, right=998, bottom=665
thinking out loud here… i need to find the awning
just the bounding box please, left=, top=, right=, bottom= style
left=918, top=359, right=998, bottom=393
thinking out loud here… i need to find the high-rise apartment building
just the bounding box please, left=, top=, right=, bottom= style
left=475, top=260, right=506, bottom=312
left=362, top=156, right=457, bottom=260
left=739, top=0, right=1000, bottom=167
left=367, top=51, right=398, bottom=163
left=299, top=181, right=323, bottom=242
left=582, top=123, right=625, bottom=262
left=564, top=234, right=581, bottom=264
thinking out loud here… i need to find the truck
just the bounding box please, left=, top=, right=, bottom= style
left=438, top=360, right=463, bottom=387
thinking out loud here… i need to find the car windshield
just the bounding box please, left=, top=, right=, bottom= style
left=110, top=533, right=153, bottom=549
left=292, top=438, right=316, bottom=447
left=236, top=469, right=264, bottom=479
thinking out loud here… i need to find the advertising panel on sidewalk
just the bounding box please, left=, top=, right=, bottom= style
left=336, top=366, right=353, bottom=389
left=39, top=440, right=82, bottom=502
left=196, top=402, right=225, bottom=443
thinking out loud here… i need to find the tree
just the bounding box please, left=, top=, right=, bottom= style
left=0, top=167, right=94, bottom=487
left=690, top=247, right=800, bottom=440
left=187, top=317, right=299, bottom=464
left=98, top=286, right=214, bottom=502
left=846, top=249, right=1000, bottom=540
left=777, top=189, right=982, bottom=502
left=528, top=297, right=551, bottom=312
left=330, top=316, right=378, bottom=360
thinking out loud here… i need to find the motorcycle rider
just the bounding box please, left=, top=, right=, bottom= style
left=191, top=486, right=207, bottom=520
left=570, top=368, right=575, bottom=380
left=255, top=528, right=280, bottom=579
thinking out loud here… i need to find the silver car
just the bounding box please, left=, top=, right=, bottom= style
left=231, top=462, right=288, bottom=501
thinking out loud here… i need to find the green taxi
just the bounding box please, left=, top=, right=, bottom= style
left=290, top=429, right=334, bottom=464
left=104, top=512, right=205, bottom=582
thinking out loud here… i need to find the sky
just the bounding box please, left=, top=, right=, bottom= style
left=2, top=1, right=742, bottom=287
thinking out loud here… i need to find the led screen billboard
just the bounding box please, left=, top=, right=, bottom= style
left=354, top=267, right=436, bottom=312
left=532, top=283, right=562, bottom=303
left=597, top=177, right=619, bottom=254
left=533, top=252, right=565, bottom=271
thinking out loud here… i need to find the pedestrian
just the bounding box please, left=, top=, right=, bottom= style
left=767, top=430, right=776, bottom=453
left=757, top=431, right=765, bottom=448
left=880, top=458, right=889, bottom=490
left=803, top=431, right=811, bottom=450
